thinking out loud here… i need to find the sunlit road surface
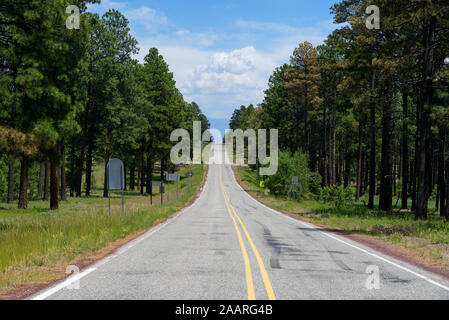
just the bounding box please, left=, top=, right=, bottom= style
left=32, top=144, right=449, bottom=300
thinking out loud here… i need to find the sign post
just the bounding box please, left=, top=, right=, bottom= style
left=166, top=173, right=180, bottom=201
left=107, top=159, right=125, bottom=217
left=259, top=179, right=265, bottom=197
left=288, top=176, right=303, bottom=200
left=186, top=171, right=193, bottom=189
left=152, top=181, right=163, bottom=205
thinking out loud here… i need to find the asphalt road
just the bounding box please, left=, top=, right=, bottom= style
left=33, top=144, right=449, bottom=300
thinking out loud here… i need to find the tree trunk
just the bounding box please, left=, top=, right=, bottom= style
left=130, top=165, right=135, bottom=190
left=103, top=147, right=109, bottom=198
left=146, top=155, right=152, bottom=194
left=56, top=143, right=60, bottom=201
left=331, top=87, right=337, bottom=185
left=438, top=129, right=446, bottom=217
left=44, top=161, right=50, bottom=201
left=18, top=157, right=29, bottom=209
left=444, top=152, right=449, bottom=220
left=76, top=145, right=84, bottom=197
left=416, top=16, right=436, bottom=220
left=69, top=137, right=75, bottom=197
left=7, top=154, right=15, bottom=204
left=38, top=162, right=44, bottom=199
left=411, top=144, right=417, bottom=211
left=368, top=71, right=376, bottom=209
left=85, top=136, right=93, bottom=196
left=50, top=161, right=59, bottom=210
left=356, top=124, right=363, bottom=200
left=137, top=154, right=142, bottom=191
left=363, top=151, right=368, bottom=194
left=401, top=91, right=409, bottom=209
left=323, top=102, right=328, bottom=186
left=60, top=139, right=67, bottom=201
left=344, top=153, right=350, bottom=188
left=379, top=89, right=393, bottom=212
left=140, top=151, right=145, bottom=195
left=161, top=158, right=165, bottom=181
left=393, top=152, right=397, bottom=197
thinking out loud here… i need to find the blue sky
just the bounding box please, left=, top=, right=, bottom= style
left=88, top=0, right=338, bottom=126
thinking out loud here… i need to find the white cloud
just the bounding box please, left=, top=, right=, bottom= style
left=129, top=14, right=336, bottom=119
left=178, top=46, right=279, bottom=118
left=211, top=47, right=256, bottom=74
left=87, top=2, right=336, bottom=119
left=174, top=30, right=219, bottom=47
left=125, top=6, right=168, bottom=30
left=134, top=41, right=276, bottom=118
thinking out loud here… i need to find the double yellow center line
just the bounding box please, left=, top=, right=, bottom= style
left=219, top=166, right=276, bottom=300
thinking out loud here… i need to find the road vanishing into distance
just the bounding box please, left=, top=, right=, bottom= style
left=32, top=144, right=449, bottom=300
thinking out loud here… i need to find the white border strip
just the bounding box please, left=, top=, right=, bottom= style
left=227, top=164, right=449, bottom=293
left=31, top=167, right=209, bottom=300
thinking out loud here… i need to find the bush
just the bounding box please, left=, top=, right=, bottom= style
left=265, top=151, right=309, bottom=198
left=309, top=172, right=322, bottom=195
left=320, top=185, right=354, bottom=207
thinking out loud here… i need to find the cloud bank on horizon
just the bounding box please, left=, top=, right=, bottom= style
left=88, top=0, right=337, bottom=120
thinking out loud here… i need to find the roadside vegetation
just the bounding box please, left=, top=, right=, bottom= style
left=236, top=165, right=449, bottom=269
left=1, top=2, right=210, bottom=211
left=0, top=164, right=205, bottom=297
left=229, top=1, right=449, bottom=222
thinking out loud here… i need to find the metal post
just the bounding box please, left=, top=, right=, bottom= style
left=121, top=166, right=124, bottom=217
left=107, top=168, right=111, bottom=217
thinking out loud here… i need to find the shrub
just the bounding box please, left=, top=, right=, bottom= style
left=309, top=172, right=322, bottom=195
left=265, top=151, right=309, bottom=198
left=320, top=185, right=354, bottom=206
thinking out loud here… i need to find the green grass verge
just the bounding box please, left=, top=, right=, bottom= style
left=0, top=164, right=206, bottom=292
left=236, top=165, right=449, bottom=269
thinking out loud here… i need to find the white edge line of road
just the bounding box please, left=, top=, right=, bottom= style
left=227, top=164, right=449, bottom=293
left=30, top=167, right=210, bottom=300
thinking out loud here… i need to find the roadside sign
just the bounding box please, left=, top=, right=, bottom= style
left=152, top=181, right=162, bottom=187
left=106, top=158, right=125, bottom=217
left=166, top=173, right=180, bottom=181
left=107, top=159, right=125, bottom=190
left=288, top=177, right=303, bottom=201
left=260, top=181, right=265, bottom=188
